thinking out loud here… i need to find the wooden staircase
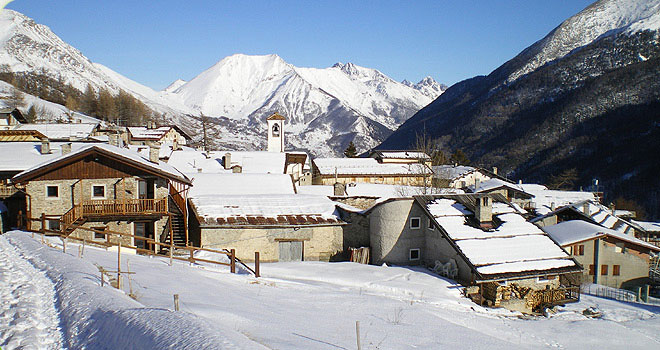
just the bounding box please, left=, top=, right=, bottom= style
left=161, top=184, right=188, bottom=249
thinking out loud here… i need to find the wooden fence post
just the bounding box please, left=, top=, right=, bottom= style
left=255, top=252, right=260, bottom=278
left=230, top=249, right=236, bottom=274
left=117, top=238, right=122, bottom=290
left=356, top=320, right=362, bottom=350
left=173, top=294, right=180, bottom=311
left=40, top=213, right=45, bottom=243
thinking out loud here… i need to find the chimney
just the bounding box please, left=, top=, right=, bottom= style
left=583, top=202, right=590, bottom=216
left=550, top=202, right=556, bottom=211
left=475, top=195, right=493, bottom=229
left=197, top=168, right=203, bottom=173
left=518, top=179, right=522, bottom=185
left=224, top=152, right=232, bottom=170
left=40, top=140, right=50, bottom=155
left=232, top=165, right=242, bottom=173
left=492, top=167, right=498, bottom=175
left=109, top=134, right=119, bottom=147
left=474, top=178, right=480, bottom=192
left=334, top=182, right=346, bottom=196
left=61, top=143, right=71, bottom=155
left=149, top=145, right=160, bottom=163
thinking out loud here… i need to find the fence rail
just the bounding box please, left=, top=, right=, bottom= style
left=22, top=214, right=259, bottom=277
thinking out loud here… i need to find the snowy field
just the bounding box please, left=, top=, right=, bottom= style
left=1, top=230, right=659, bottom=349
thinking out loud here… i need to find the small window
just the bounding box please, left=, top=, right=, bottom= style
left=574, top=244, right=585, bottom=256
left=613, top=265, right=620, bottom=276
left=92, top=227, right=106, bottom=240
left=428, top=218, right=434, bottom=230
left=409, top=248, right=420, bottom=261
left=537, top=275, right=556, bottom=283
left=589, top=264, right=595, bottom=275
left=46, top=185, right=59, bottom=198
left=92, top=185, right=105, bottom=199
left=410, top=217, right=421, bottom=229
left=47, top=219, right=60, bottom=231
left=483, top=197, right=489, bottom=206
left=601, top=264, right=608, bottom=276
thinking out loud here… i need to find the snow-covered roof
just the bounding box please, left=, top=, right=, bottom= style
left=297, top=183, right=463, bottom=198
left=127, top=126, right=173, bottom=140
left=167, top=149, right=289, bottom=175
left=192, top=194, right=342, bottom=227
left=469, top=178, right=531, bottom=197
left=313, top=157, right=430, bottom=176
left=371, top=150, right=431, bottom=160
left=189, top=173, right=295, bottom=197
left=15, top=123, right=98, bottom=140
left=0, top=141, right=99, bottom=172
left=12, top=144, right=190, bottom=184
left=543, top=220, right=659, bottom=252
left=568, top=201, right=640, bottom=235
left=421, top=196, right=578, bottom=278
left=432, top=165, right=476, bottom=180
left=632, top=220, right=660, bottom=232
left=519, top=184, right=596, bottom=216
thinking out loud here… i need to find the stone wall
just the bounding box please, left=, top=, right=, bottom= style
left=199, top=225, right=343, bottom=262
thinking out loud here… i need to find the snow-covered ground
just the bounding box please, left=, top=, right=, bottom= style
left=1, top=230, right=660, bottom=349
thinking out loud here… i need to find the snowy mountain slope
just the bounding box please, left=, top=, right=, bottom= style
left=0, top=9, right=444, bottom=156
left=505, top=0, right=660, bottom=83
left=173, top=54, right=444, bottom=155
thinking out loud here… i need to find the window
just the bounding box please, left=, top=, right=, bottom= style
left=589, top=264, right=595, bottom=275
left=537, top=275, right=556, bottom=283
left=613, top=265, right=620, bottom=276
left=92, top=185, right=106, bottom=199
left=409, top=248, right=420, bottom=261
left=410, top=217, right=421, bottom=229
left=573, top=244, right=584, bottom=256
left=601, top=264, right=608, bottom=276
left=428, top=218, right=435, bottom=230
left=272, top=123, right=280, bottom=137
left=46, top=185, right=59, bottom=198
left=47, top=219, right=60, bottom=231
left=483, top=197, right=489, bottom=206
left=92, top=227, right=106, bottom=240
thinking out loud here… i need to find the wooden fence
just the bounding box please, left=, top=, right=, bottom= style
left=23, top=214, right=260, bottom=278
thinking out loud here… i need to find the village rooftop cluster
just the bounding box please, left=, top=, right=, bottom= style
left=1, top=107, right=659, bottom=313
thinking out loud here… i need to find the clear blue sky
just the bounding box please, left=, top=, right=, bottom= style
left=8, top=0, right=594, bottom=90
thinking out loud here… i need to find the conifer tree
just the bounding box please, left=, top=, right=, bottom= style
left=344, top=141, right=358, bottom=157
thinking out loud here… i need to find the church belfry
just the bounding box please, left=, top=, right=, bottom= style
left=267, top=112, right=285, bottom=152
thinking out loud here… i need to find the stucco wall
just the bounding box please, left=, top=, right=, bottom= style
left=568, top=238, right=651, bottom=288
left=369, top=199, right=427, bottom=266
left=199, top=225, right=343, bottom=262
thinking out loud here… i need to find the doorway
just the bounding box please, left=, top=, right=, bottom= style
left=278, top=241, right=303, bottom=262
left=134, top=221, right=154, bottom=251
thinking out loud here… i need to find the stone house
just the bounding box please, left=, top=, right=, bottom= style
left=0, top=108, right=27, bottom=130
left=469, top=178, right=534, bottom=209
left=11, top=144, right=192, bottom=250
left=311, top=157, right=432, bottom=187
left=543, top=220, right=660, bottom=289
left=127, top=123, right=191, bottom=147
left=361, top=193, right=581, bottom=311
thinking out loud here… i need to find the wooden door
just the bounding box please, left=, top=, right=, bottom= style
left=138, top=179, right=155, bottom=199
left=278, top=241, right=303, bottom=262
left=134, top=221, right=154, bottom=250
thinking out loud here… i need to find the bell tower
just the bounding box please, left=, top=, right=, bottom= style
left=267, top=113, right=285, bottom=152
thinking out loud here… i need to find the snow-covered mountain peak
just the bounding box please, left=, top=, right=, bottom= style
left=162, top=79, right=186, bottom=93
left=507, top=0, right=660, bottom=83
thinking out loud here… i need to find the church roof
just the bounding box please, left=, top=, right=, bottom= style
left=267, top=113, right=286, bottom=121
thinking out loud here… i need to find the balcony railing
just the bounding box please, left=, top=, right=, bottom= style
left=80, top=198, right=168, bottom=216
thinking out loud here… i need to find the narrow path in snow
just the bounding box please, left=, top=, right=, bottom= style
left=0, top=236, right=64, bottom=349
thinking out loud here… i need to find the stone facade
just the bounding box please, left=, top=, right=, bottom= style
left=316, top=175, right=427, bottom=187
left=197, top=225, right=344, bottom=262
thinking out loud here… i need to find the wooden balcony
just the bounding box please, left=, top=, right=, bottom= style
left=0, top=183, right=23, bottom=198
left=62, top=198, right=168, bottom=227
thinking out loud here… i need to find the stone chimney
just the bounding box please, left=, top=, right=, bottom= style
left=475, top=195, right=493, bottom=229
left=109, top=134, right=119, bottom=147
left=583, top=202, right=590, bottom=216
left=474, top=178, right=480, bottom=192
left=149, top=145, right=160, bottom=163
left=224, top=152, right=232, bottom=170
left=61, top=143, right=71, bottom=155
left=334, top=182, right=346, bottom=196
left=40, top=140, right=50, bottom=155
left=492, top=167, right=498, bottom=175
